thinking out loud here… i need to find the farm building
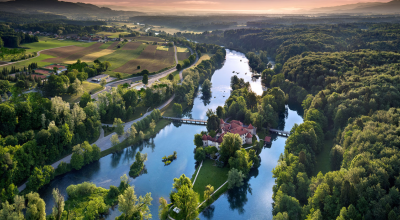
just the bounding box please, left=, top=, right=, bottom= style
left=43, top=65, right=67, bottom=74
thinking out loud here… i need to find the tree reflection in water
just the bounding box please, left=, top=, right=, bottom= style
left=201, top=205, right=215, bottom=219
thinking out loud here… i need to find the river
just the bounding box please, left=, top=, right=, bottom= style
left=38, top=49, right=303, bottom=219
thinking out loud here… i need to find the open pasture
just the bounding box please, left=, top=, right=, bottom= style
left=21, top=37, right=86, bottom=53
left=114, top=45, right=175, bottom=74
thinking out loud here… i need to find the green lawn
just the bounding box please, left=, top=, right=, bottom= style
left=61, top=81, right=103, bottom=104
left=314, top=139, right=333, bottom=175
left=21, top=37, right=87, bottom=53
left=191, top=159, right=229, bottom=203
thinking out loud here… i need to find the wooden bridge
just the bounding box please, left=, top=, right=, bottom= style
left=163, top=117, right=207, bottom=125
left=269, top=128, right=290, bottom=137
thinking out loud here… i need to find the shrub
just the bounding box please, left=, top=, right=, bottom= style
left=66, top=182, right=97, bottom=199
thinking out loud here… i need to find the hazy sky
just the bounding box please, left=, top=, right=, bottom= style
left=62, top=0, right=391, bottom=12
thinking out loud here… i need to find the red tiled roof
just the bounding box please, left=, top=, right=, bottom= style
left=246, top=133, right=253, bottom=138
left=44, top=65, right=66, bottom=70
left=34, top=69, right=51, bottom=75
left=230, top=127, right=248, bottom=136
left=202, top=135, right=207, bottom=140
left=220, top=119, right=225, bottom=124
left=31, top=74, right=47, bottom=79
left=265, top=136, right=271, bottom=143
left=248, top=124, right=253, bottom=129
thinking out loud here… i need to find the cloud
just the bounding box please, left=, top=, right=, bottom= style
left=175, top=0, right=220, bottom=4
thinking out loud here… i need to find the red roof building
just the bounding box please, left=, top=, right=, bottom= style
left=264, top=136, right=271, bottom=144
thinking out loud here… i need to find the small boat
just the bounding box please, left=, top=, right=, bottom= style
left=232, top=71, right=235, bottom=73
left=223, top=96, right=225, bottom=97
left=245, top=73, right=247, bottom=75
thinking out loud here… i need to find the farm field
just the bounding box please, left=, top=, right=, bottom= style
left=76, top=49, right=115, bottom=63
left=121, top=42, right=143, bottom=50
left=96, top=31, right=130, bottom=38
left=95, top=43, right=147, bottom=72
left=42, top=42, right=104, bottom=63
left=177, top=51, right=190, bottom=61
left=191, top=53, right=213, bottom=69
left=156, top=45, right=169, bottom=51
left=126, top=36, right=165, bottom=42
left=114, top=44, right=175, bottom=74
left=177, top=47, right=189, bottom=53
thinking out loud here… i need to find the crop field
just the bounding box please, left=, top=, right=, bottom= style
left=177, top=47, right=189, bottom=53
left=42, top=42, right=103, bottom=63
left=96, top=31, right=130, bottom=38
left=121, top=42, right=143, bottom=50
left=95, top=43, right=147, bottom=71
left=177, top=51, right=190, bottom=60
left=156, top=45, right=169, bottom=51
left=75, top=49, right=115, bottom=63
left=114, top=45, right=175, bottom=74
left=129, top=36, right=165, bottom=42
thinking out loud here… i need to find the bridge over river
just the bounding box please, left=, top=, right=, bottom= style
left=163, top=117, right=290, bottom=137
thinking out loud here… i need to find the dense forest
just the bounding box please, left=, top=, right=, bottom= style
left=183, top=22, right=400, bottom=219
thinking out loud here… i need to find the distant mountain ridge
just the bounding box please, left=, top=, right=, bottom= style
left=310, top=0, right=400, bottom=14
left=0, top=0, right=145, bottom=20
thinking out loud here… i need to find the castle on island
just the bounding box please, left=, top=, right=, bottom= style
left=202, top=119, right=256, bottom=149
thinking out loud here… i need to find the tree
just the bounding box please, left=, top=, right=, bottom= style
left=201, top=79, right=212, bottom=97
left=206, top=114, right=220, bottom=133
left=79, top=92, right=91, bottom=108
left=219, top=133, right=242, bottom=162
left=149, top=119, right=156, bottom=134
left=173, top=103, right=182, bottom=116
left=330, top=145, right=344, bottom=171
left=126, top=125, right=138, bottom=145
left=227, top=168, right=245, bottom=189
left=100, top=78, right=107, bottom=87
left=116, top=72, right=122, bottom=80
left=194, top=134, right=203, bottom=147
left=52, top=188, right=64, bottom=220
left=216, top=106, right=225, bottom=119
left=194, top=147, right=206, bottom=162
left=71, top=145, right=84, bottom=170
left=26, top=192, right=46, bottom=220
left=176, top=63, right=182, bottom=70
left=228, top=149, right=253, bottom=176
left=129, top=152, right=147, bottom=177
left=168, top=73, right=174, bottom=81
left=142, top=74, right=148, bottom=85
left=158, top=197, right=169, bottom=220
left=137, top=65, right=141, bottom=70
left=113, top=118, right=125, bottom=136
left=173, top=174, right=193, bottom=190
left=111, top=134, right=120, bottom=147
left=104, top=61, right=111, bottom=70
left=172, top=184, right=199, bottom=220
left=117, top=185, right=153, bottom=220
left=204, top=184, right=214, bottom=203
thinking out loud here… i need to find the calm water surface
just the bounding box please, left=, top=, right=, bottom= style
left=39, top=49, right=303, bottom=220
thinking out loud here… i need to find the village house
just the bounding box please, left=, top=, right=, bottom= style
left=202, top=120, right=256, bottom=149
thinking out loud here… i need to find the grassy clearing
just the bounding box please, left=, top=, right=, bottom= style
left=314, top=139, right=333, bottom=175
left=156, top=46, right=169, bottom=51
left=191, top=53, right=212, bottom=69
left=177, top=47, right=189, bottom=53
left=61, top=82, right=103, bottom=103
left=21, top=37, right=86, bottom=53
left=191, top=159, right=229, bottom=202
left=100, top=119, right=171, bottom=157
left=74, top=49, right=115, bottom=63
